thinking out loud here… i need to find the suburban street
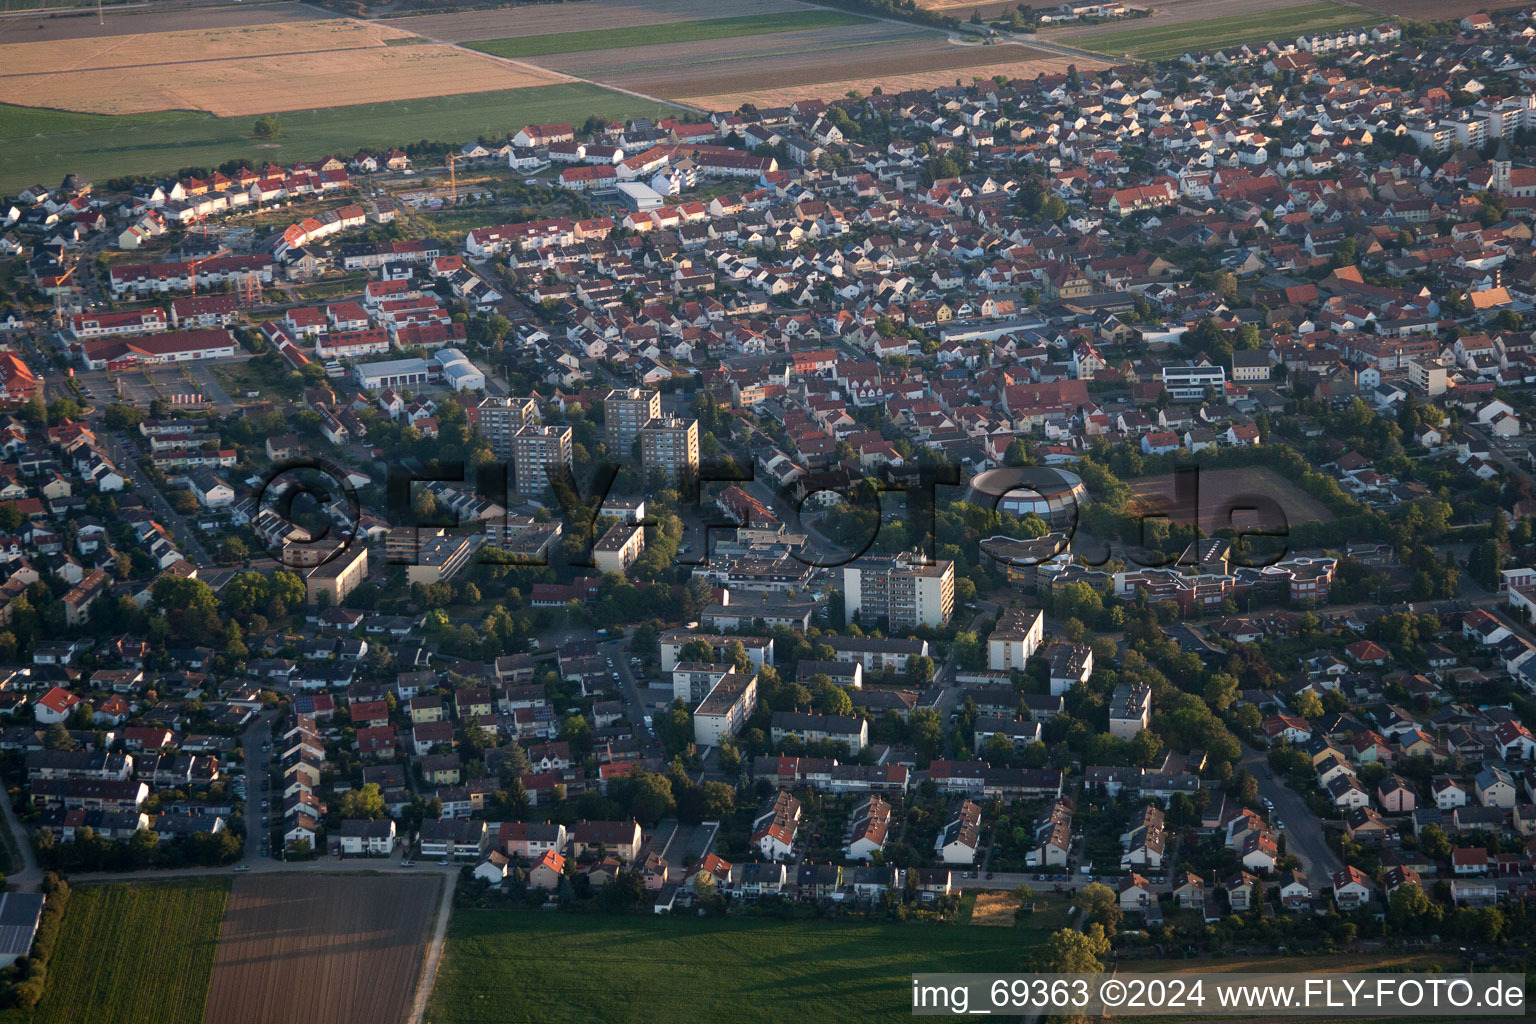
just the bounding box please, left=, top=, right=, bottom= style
left=603, top=636, right=666, bottom=758
left=1243, top=746, right=1341, bottom=880
left=100, top=427, right=215, bottom=566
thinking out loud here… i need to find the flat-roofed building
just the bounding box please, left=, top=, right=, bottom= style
left=693, top=671, right=758, bottom=747
left=843, top=551, right=954, bottom=629
left=605, top=388, right=660, bottom=456
left=512, top=424, right=573, bottom=496
left=306, top=545, right=369, bottom=605
left=593, top=522, right=645, bottom=574
left=988, top=607, right=1044, bottom=671
left=405, top=534, right=479, bottom=585
left=474, top=394, right=540, bottom=460
left=640, top=416, right=700, bottom=485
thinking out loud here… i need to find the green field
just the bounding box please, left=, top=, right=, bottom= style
left=426, top=910, right=1045, bottom=1023
left=465, top=10, right=870, bottom=59
left=15, top=880, right=228, bottom=1024
left=1078, top=3, right=1368, bottom=59
left=0, top=83, right=675, bottom=193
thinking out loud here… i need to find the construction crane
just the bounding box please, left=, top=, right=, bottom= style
left=446, top=152, right=460, bottom=204
left=187, top=247, right=231, bottom=299
left=51, top=264, right=78, bottom=327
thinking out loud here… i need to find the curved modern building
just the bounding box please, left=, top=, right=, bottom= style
left=966, top=466, right=1089, bottom=528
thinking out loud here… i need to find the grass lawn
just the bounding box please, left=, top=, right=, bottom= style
left=1078, top=3, right=1368, bottom=59
left=5, top=880, right=229, bottom=1024
left=427, top=910, right=1051, bottom=1023
left=0, top=83, right=675, bottom=194
left=465, top=11, right=870, bottom=59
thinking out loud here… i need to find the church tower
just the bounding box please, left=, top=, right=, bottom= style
left=1492, top=138, right=1512, bottom=195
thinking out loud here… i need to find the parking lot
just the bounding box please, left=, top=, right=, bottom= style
left=79, top=366, right=213, bottom=409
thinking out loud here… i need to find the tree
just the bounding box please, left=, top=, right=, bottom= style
left=621, top=770, right=674, bottom=825
left=1292, top=690, right=1325, bottom=718
left=909, top=708, right=943, bottom=760
left=699, top=781, right=735, bottom=820
left=1073, top=881, right=1122, bottom=931
left=1387, top=883, right=1432, bottom=932
left=43, top=722, right=75, bottom=751
left=1418, top=823, right=1451, bottom=859
left=983, top=732, right=1014, bottom=767
left=337, top=783, right=386, bottom=819
left=253, top=115, right=282, bottom=139
left=1203, top=672, right=1239, bottom=712
left=1033, top=927, right=1105, bottom=974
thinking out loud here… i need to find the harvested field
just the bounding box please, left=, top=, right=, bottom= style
left=683, top=50, right=1103, bottom=109
left=0, top=19, right=568, bottom=116
left=387, top=0, right=808, bottom=44
left=203, top=874, right=440, bottom=1024
left=0, top=1, right=326, bottom=45
left=1128, top=466, right=1334, bottom=535
left=967, top=890, right=1024, bottom=925
left=555, top=29, right=1057, bottom=100
left=465, top=10, right=868, bottom=57
left=0, top=19, right=412, bottom=75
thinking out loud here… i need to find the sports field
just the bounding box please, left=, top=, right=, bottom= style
left=18, top=880, right=228, bottom=1024
left=426, top=911, right=1045, bottom=1023
left=465, top=10, right=869, bottom=58
left=1075, top=2, right=1369, bottom=59
left=0, top=83, right=673, bottom=194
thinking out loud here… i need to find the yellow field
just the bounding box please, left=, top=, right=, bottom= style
left=0, top=19, right=570, bottom=116
left=968, top=891, right=1025, bottom=925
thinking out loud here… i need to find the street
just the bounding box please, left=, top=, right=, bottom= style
left=102, top=428, right=215, bottom=566
left=1241, top=746, right=1341, bottom=880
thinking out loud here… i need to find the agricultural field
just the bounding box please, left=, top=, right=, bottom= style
left=9, top=880, right=229, bottom=1024
left=203, top=874, right=439, bottom=1024
left=0, top=2, right=329, bottom=45
left=0, top=19, right=567, bottom=116
left=1064, top=2, right=1372, bottom=58
left=1128, top=466, right=1335, bottom=535
left=0, top=82, right=674, bottom=195
left=464, top=10, right=871, bottom=58
left=426, top=910, right=1046, bottom=1023
left=384, top=0, right=809, bottom=44
left=682, top=48, right=1100, bottom=110
left=1351, top=0, right=1524, bottom=15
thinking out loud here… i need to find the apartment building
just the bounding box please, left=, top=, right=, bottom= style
left=473, top=394, right=540, bottom=460
left=842, top=552, right=954, bottom=629
left=305, top=546, right=369, bottom=605
left=640, top=416, right=700, bottom=485
left=512, top=424, right=573, bottom=496
left=604, top=387, right=660, bottom=456
left=693, top=671, right=758, bottom=747
left=988, top=607, right=1044, bottom=671
left=593, top=522, right=645, bottom=574
left=1109, top=682, right=1153, bottom=739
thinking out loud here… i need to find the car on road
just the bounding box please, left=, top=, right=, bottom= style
left=233, top=864, right=249, bottom=871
